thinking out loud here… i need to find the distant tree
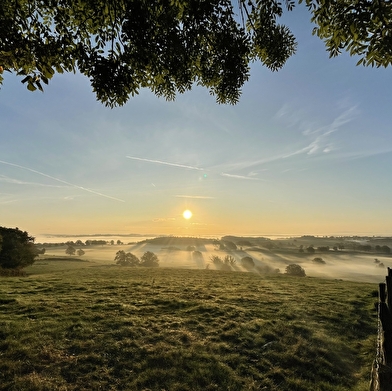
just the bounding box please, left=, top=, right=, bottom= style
left=186, top=245, right=196, bottom=251
left=110, top=240, right=115, bottom=245
left=140, top=251, right=159, bottom=267
left=306, top=246, right=315, bottom=254
left=358, top=244, right=372, bottom=252
left=192, top=251, right=203, bottom=261
left=312, top=257, right=326, bottom=264
left=66, top=245, right=76, bottom=256
left=381, top=245, right=391, bottom=254
left=223, top=241, right=237, bottom=251
left=285, top=264, right=306, bottom=277
left=77, top=249, right=85, bottom=256
left=115, top=250, right=140, bottom=266
left=241, top=256, right=255, bottom=270
left=0, top=227, right=38, bottom=269
left=224, top=255, right=236, bottom=266
left=116, top=240, right=123, bottom=245
left=338, top=243, right=345, bottom=251
left=210, top=255, right=223, bottom=267
left=114, top=250, right=126, bottom=264
left=317, top=246, right=330, bottom=252
left=75, top=240, right=84, bottom=246
left=209, top=255, right=228, bottom=271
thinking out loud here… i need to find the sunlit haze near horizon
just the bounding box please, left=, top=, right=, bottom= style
left=1, top=5, right=392, bottom=239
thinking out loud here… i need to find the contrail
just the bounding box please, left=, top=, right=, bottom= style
left=0, top=160, right=125, bottom=202
left=126, top=156, right=205, bottom=171
left=220, top=172, right=261, bottom=181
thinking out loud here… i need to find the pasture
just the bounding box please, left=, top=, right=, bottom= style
left=0, top=253, right=378, bottom=390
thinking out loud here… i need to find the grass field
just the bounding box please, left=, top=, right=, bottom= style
left=0, top=257, right=378, bottom=391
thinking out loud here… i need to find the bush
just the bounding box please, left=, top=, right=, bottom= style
left=285, top=264, right=306, bottom=277
left=312, top=257, right=326, bottom=264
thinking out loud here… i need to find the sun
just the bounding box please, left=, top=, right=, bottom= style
left=183, top=209, right=193, bottom=220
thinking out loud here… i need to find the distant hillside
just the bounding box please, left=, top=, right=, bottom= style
left=140, top=236, right=217, bottom=246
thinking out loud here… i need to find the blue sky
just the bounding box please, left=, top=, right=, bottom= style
left=1, top=4, right=392, bottom=238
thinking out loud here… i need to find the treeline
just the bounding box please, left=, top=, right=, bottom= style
left=140, top=236, right=216, bottom=246
left=36, top=239, right=123, bottom=247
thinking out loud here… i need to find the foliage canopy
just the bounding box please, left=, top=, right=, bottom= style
left=0, top=226, right=37, bottom=269
left=1, top=0, right=391, bottom=106
left=285, top=263, right=306, bottom=277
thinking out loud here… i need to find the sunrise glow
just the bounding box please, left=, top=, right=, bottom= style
left=183, top=210, right=193, bottom=220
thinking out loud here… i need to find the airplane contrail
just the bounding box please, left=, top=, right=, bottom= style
left=220, top=172, right=262, bottom=181
left=126, top=156, right=205, bottom=171
left=0, top=160, right=125, bottom=202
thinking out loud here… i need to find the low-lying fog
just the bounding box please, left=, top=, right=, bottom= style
left=41, top=239, right=390, bottom=284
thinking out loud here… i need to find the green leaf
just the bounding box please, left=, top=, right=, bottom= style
left=27, top=82, right=37, bottom=91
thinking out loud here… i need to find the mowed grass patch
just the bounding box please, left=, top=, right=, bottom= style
left=0, top=266, right=378, bottom=391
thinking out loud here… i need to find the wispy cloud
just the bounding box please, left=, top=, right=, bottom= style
left=220, top=172, right=263, bottom=180
left=126, top=156, right=205, bottom=171
left=152, top=217, right=176, bottom=222
left=0, top=174, right=68, bottom=188
left=175, top=195, right=215, bottom=199
left=0, top=160, right=125, bottom=202
left=217, top=103, right=360, bottom=175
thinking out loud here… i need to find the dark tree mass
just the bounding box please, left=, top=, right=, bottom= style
left=1, top=0, right=391, bottom=107
left=0, top=227, right=37, bottom=269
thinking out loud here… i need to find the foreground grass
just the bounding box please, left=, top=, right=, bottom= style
left=0, top=263, right=378, bottom=391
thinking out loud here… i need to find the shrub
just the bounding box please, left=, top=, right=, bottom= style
left=241, top=256, right=255, bottom=270
left=285, top=264, right=306, bottom=277
left=312, top=257, right=326, bottom=264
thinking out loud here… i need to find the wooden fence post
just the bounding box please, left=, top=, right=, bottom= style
left=371, top=273, right=392, bottom=391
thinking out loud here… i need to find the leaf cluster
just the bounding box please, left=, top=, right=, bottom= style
left=0, top=0, right=297, bottom=106
left=301, top=0, right=392, bottom=67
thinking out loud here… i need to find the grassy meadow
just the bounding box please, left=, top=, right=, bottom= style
left=0, top=253, right=379, bottom=391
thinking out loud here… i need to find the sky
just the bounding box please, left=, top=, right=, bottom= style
left=1, top=5, right=392, bottom=239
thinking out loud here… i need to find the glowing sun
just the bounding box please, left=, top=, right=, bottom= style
left=183, top=209, right=193, bottom=220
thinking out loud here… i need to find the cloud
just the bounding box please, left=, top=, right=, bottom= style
left=152, top=217, right=176, bottom=222
left=220, top=172, right=262, bottom=180
left=0, top=160, right=125, bottom=202
left=175, top=195, right=215, bottom=199
left=126, top=156, right=205, bottom=171
left=0, top=174, right=68, bottom=188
